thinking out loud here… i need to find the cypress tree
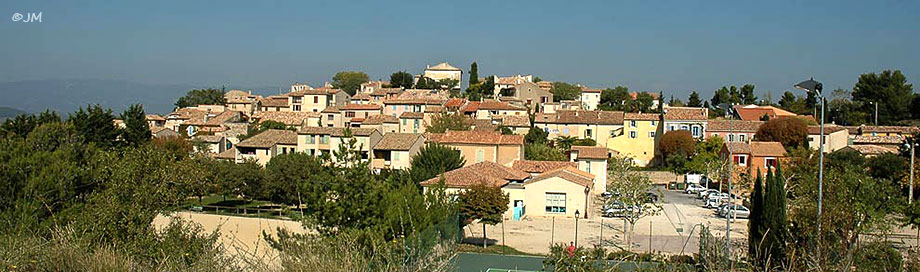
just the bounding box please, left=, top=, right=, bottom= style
left=748, top=169, right=765, bottom=262
left=469, top=62, right=479, bottom=86
left=762, top=163, right=788, bottom=267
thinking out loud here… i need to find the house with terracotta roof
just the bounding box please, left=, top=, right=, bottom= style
left=235, top=129, right=298, bottom=166
left=420, top=161, right=595, bottom=220
left=839, top=145, right=899, bottom=157
left=164, top=107, right=206, bottom=132
left=580, top=86, right=603, bottom=111
left=360, top=114, right=399, bottom=134
left=628, top=92, right=662, bottom=109
left=732, top=105, right=797, bottom=121
left=191, top=135, right=226, bottom=154
left=146, top=114, right=166, bottom=128
left=383, top=89, right=448, bottom=117
left=720, top=141, right=786, bottom=178
left=497, top=81, right=552, bottom=112
left=150, top=126, right=179, bottom=138
left=807, top=125, right=849, bottom=153
left=706, top=119, right=762, bottom=143
left=426, top=130, right=524, bottom=167
left=512, top=160, right=577, bottom=177
left=225, top=90, right=260, bottom=116
left=252, top=111, right=321, bottom=129
left=850, top=135, right=906, bottom=151
left=340, top=103, right=383, bottom=127
left=569, top=146, right=610, bottom=193
left=320, top=106, right=343, bottom=127
left=460, top=100, right=527, bottom=120
left=371, top=133, right=426, bottom=170
left=286, top=87, right=351, bottom=113
left=498, top=115, right=531, bottom=134
left=662, top=106, right=709, bottom=139
left=851, top=125, right=919, bottom=137
left=606, top=112, right=661, bottom=166
left=398, top=112, right=427, bottom=134
left=422, top=62, right=462, bottom=90
left=297, top=127, right=382, bottom=164
left=492, top=74, right=534, bottom=94
left=534, top=110, right=625, bottom=146
left=259, top=96, right=290, bottom=112
left=180, top=110, right=247, bottom=137
left=359, top=80, right=389, bottom=94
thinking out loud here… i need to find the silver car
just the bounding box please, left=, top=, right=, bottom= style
left=718, top=204, right=750, bottom=219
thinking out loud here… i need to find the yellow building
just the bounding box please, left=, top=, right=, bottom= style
left=534, top=110, right=625, bottom=145
left=606, top=113, right=660, bottom=166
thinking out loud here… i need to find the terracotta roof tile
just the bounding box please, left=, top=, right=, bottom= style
left=534, top=110, right=625, bottom=125
left=400, top=112, right=424, bottom=119
left=663, top=107, right=708, bottom=121
left=420, top=161, right=529, bottom=188
left=259, top=96, right=289, bottom=107
left=298, top=126, right=378, bottom=137
left=444, top=98, right=467, bottom=108
left=426, top=62, right=461, bottom=71
left=526, top=166, right=594, bottom=188
left=146, top=114, right=165, bottom=121
left=723, top=142, right=752, bottom=154
left=732, top=105, right=796, bottom=121
left=214, top=148, right=236, bottom=159
left=500, top=115, right=530, bottom=127
left=858, top=125, right=920, bottom=134
left=427, top=130, right=523, bottom=145
left=807, top=125, right=847, bottom=135
left=571, top=146, right=610, bottom=160
left=707, top=119, right=763, bottom=132
left=236, top=129, right=297, bottom=148
left=845, top=145, right=899, bottom=156
left=852, top=135, right=905, bottom=145
left=253, top=111, right=320, bottom=126
left=340, top=104, right=382, bottom=111
left=321, top=106, right=340, bottom=113
left=512, top=160, right=577, bottom=173
left=363, top=114, right=399, bottom=125
left=374, top=133, right=424, bottom=150
left=751, top=142, right=786, bottom=157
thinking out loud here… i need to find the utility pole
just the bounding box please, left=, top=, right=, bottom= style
left=874, top=102, right=878, bottom=126
left=911, top=142, right=915, bottom=204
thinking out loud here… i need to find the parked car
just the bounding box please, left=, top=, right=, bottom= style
left=603, top=201, right=641, bottom=218
left=698, top=189, right=719, bottom=199
left=645, top=192, right=660, bottom=203
left=601, top=191, right=613, bottom=199
left=704, top=195, right=729, bottom=209
left=685, top=184, right=705, bottom=194
left=718, top=204, right=750, bottom=219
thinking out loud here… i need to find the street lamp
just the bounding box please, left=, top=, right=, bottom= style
left=869, top=101, right=879, bottom=126
left=795, top=77, right=824, bottom=264
left=574, top=210, right=581, bottom=248
left=718, top=103, right=736, bottom=262
left=907, top=139, right=916, bottom=204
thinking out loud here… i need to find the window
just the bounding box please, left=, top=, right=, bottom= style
left=610, top=130, right=617, bottom=137
left=292, top=97, right=302, bottom=103
left=585, top=129, right=592, bottom=138
left=306, top=135, right=315, bottom=144
left=293, top=105, right=301, bottom=111
left=669, top=125, right=676, bottom=131
left=739, top=134, right=746, bottom=142
left=651, top=121, right=657, bottom=126
left=680, top=125, right=689, bottom=131
left=393, top=152, right=400, bottom=161
left=320, top=135, right=329, bottom=144
left=345, top=112, right=355, bottom=117
left=585, top=162, right=591, bottom=174
left=563, top=127, right=569, bottom=135
left=327, top=114, right=334, bottom=120
left=313, top=96, right=318, bottom=103
left=733, top=155, right=747, bottom=166
left=691, top=125, right=701, bottom=137
left=649, top=131, right=656, bottom=138
left=629, top=131, right=637, bottom=138
left=765, top=157, right=777, bottom=168
left=728, top=134, right=734, bottom=142
left=545, top=193, right=566, bottom=214
left=476, top=149, right=485, bottom=162
left=630, top=120, right=637, bottom=127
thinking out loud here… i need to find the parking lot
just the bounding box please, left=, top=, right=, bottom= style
left=468, top=184, right=749, bottom=255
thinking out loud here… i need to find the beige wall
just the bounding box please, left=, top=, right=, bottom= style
left=497, top=144, right=524, bottom=167
left=580, top=92, right=601, bottom=111
left=399, top=118, right=426, bottom=134
left=523, top=178, right=590, bottom=218
left=321, top=112, right=343, bottom=127
left=808, top=129, right=848, bottom=153
left=606, top=119, right=658, bottom=166
left=535, top=123, right=623, bottom=145
left=474, top=109, right=527, bottom=120
left=577, top=159, right=606, bottom=194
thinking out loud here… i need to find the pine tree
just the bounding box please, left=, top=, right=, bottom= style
left=409, top=143, right=466, bottom=182
left=748, top=169, right=765, bottom=264
left=121, top=104, right=150, bottom=146
left=687, top=91, right=702, bottom=107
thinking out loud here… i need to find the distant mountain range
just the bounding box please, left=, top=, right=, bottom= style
left=0, top=106, right=27, bottom=117
left=0, top=79, right=282, bottom=115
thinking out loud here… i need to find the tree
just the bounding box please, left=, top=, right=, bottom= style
left=120, top=104, right=150, bottom=146
left=687, top=91, right=702, bottom=107
left=659, top=130, right=695, bottom=160
left=214, top=159, right=264, bottom=201
left=554, top=135, right=577, bottom=150
left=754, top=117, right=808, bottom=149
left=550, top=82, right=581, bottom=102
left=711, top=86, right=732, bottom=107
left=263, top=152, right=330, bottom=206
left=426, top=113, right=471, bottom=133
left=600, top=86, right=630, bottom=110
left=525, top=143, right=566, bottom=161
left=852, top=70, right=914, bottom=125
left=748, top=170, right=766, bottom=265
left=437, top=78, right=459, bottom=90
left=414, top=76, right=438, bottom=89
left=605, top=159, right=662, bottom=251
left=0, top=110, right=60, bottom=138
left=69, top=104, right=120, bottom=148
left=389, top=71, right=413, bottom=89
left=468, top=62, right=479, bottom=86
left=332, top=71, right=369, bottom=96
left=457, top=184, right=509, bottom=248
left=762, top=165, right=788, bottom=267
left=828, top=89, right=868, bottom=126
left=175, top=88, right=226, bottom=108
left=525, top=126, right=549, bottom=144
left=740, top=84, right=757, bottom=104
left=409, top=143, right=466, bottom=183
left=866, top=153, right=908, bottom=183
left=240, top=120, right=291, bottom=140
left=635, top=92, right=655, bottom=112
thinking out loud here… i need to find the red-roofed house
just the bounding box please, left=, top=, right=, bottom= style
left=427, top=130, right=524, bottom=167
left=720, top=141, right=787, bottom=179
left=733, top=105, right=797, bottom=121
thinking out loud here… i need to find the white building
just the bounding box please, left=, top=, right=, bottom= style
left=422, top=62, right=462, bottom=90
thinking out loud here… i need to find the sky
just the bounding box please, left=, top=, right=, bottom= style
left=2, top=0, right=919, bottom=100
